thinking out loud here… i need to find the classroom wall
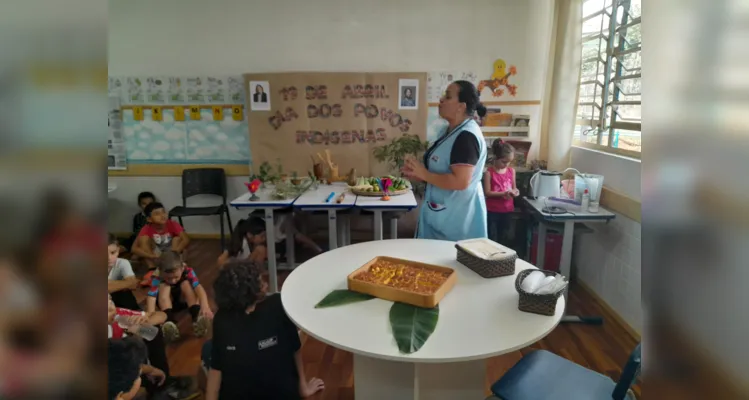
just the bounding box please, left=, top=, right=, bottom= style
left=570, top=146, right=642, bottom=333
left=107, top=0, right=555, bottom=234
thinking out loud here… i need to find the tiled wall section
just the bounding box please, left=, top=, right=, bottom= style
left=574, top=213, right=642, bottom=333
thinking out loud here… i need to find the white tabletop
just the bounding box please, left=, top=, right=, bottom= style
left=230, top=188, right=298, bottom=208
left=281, top=239, right=564, bottom=363
left=293, top=183, right=356, bottom=209
left=524, top=197, right=616, bottom=220
left=354, top=189, right=418, bottom=210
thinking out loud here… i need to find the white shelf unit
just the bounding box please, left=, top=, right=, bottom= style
left=480, top=126, right=530, bottom=133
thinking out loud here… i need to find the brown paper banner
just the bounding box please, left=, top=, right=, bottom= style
left=243, top=72, right=427, bottom=177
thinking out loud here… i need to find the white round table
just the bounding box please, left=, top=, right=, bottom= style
left=281, top=239, right=564, bottom=400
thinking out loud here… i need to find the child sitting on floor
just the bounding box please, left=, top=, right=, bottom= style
left=108, top=336, right=173, bottom=400
left=108, top=234, right=139, bottom=310
left=122, top=191, right=156, bottom=252
left=108, top=293, right=167, bottom=339
left=217, top=215, right=323, bottom=267
left=108, top=294, right=198, bottom=399
left=132, top=202, right=190, bottom=286
left=146, top=251, right=212, bottom=342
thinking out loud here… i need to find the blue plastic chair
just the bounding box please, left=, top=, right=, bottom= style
left=486, top=343, right=641, bottom=400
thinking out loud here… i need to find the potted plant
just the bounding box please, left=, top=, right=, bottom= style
left=276, top=158, right=288, bottom=182
left=291, top=171, right=303, bottom=186
left=373, top=134, right=430, bottom=197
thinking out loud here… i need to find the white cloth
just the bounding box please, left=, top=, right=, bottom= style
left=540, top=0, right=582, bottom=170
left=108, top=258, right=135, bottom=280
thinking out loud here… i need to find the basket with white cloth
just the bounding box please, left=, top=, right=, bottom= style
left=514, top=269, right=568, bottom=316
left=455, top=238, right=517, bottom=278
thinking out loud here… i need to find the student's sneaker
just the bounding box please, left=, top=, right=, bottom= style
left=140, top=269, right=155, bottom=287
left=162, top=321, right=180, bottom=342
left=192, top=315, right=210, bottom=338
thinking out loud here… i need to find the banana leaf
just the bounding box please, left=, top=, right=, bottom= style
left=389, top=302, right=439, bottom=354
left=314, top=290, right=374, bottom=308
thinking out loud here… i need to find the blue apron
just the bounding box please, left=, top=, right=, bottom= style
left=416, top=118, right=488, bottom=241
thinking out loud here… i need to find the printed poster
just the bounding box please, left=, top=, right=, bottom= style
left=145, top=76, right=167, bottom=104
left=125, top=77, right=145, bottom=104
left=205, top=76, right=227, bottom=104
left=108, top=77, right=123, bottom=100
left=227, top=76, right=245, bottom=103
left=185, top=77, right=206, bottom=103
left=108, top=96, right=127, bottom=170
left=167, top=77, right=186, bottom=104
left=427, top=71, right=478, bottom=103
left=249, top=80, right=271, bottom=111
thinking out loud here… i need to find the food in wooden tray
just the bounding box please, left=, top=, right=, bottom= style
left=352, top=259, right=451, bottom=295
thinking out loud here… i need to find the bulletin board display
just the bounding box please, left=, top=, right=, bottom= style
left=244, top=72, right=427, bottom=177
left=121, top=108, right=250, bottom=164
left=108, top=75, right=251, bottom=174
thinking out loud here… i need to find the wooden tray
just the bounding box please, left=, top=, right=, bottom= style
left=347, top=256, right=457, bottom=308
left=350, top=188, right=410, bottom=197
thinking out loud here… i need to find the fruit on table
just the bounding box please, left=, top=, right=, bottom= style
left=351, top=176, right=409, bottom=192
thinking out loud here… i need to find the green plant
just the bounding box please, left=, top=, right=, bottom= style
left=389, top=302, right=439, bottom=354
left=276, top=158, right=285, bottom=176
left=292, top=171, right=298, bottom=179
left=315, top=290, right=374, bottom=308
left=373, top=134, right=430, bottom=196
left=259, top=161, right=273, bottom=182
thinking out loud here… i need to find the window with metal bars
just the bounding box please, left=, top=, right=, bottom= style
left=574, top=0, right=641, bottom=156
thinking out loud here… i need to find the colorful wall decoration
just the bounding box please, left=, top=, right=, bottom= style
left=109, top=75, right=250, bottom=166
left=243, top=72, right=428, bottom=176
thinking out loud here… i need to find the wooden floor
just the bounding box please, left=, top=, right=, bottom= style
left=133, top=239, right=641, bottom=399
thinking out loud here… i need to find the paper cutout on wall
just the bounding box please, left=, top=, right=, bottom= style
left=133, top=106, right=144, bottom=121
left=212, top=106, right=224, bottom=121
left=152, top=106, right=163, bottom=121
left=189, top=106, right=201, bottom=120
left=477, top=59, right=518, bottom=97
left=174, top=106, right=185, bottom=121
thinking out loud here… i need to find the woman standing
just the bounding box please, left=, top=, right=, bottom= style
left=402, top=80, right=488, bottom=241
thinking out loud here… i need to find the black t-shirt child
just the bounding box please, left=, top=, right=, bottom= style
left=211, top=294, right=302, bottom=400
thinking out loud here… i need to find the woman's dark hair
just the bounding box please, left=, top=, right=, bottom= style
left=108, top=337, right=146, bottom=400
left=108, top=233, right=118, bottom=246
left=214, top=260, right=264, bottom=311
left=491, top=139, right=515, bottom=159
left=227, top=217, right=265, bottom=257
left=137, top=191, right=155, bottom=205
left=454, top=80, right=486, bottom=117
left=255, top=85, right=263, bottom=93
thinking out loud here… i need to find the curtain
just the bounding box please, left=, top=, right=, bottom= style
left=539, top=0, right=582, bottom=171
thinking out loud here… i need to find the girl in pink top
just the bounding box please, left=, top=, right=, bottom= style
left=483, top=140, right=519, bottom=244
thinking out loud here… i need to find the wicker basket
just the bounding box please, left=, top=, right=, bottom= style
left=455, top=243, right=517, bottom=278
left=515, top=269, right=567, bottom=316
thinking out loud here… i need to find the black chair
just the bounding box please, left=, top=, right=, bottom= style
left=486, top=343, right=641, bottom=400
left=169, top=168, right=233, bottom=249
